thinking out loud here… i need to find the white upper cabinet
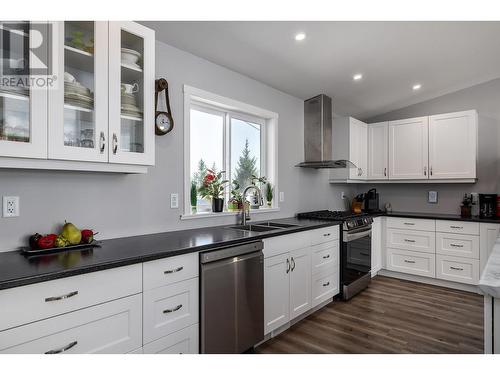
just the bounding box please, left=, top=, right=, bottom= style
left=388, top=116, right=429, bottom=179
left=428, top=110, right=477, bottom=179
left=49, top=22, right=108, bottom=162
left=349, top=118, right=368, bottom=180
left=0, top=22, right=47, bottom=159
left=108, top=22, right=155, bottom=166
left=367, top=121, right=388, bottom=180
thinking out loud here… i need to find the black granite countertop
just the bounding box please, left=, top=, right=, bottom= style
left=0, top=217, right=341, bottom=291
left=373, top=211, right=500, bottom=224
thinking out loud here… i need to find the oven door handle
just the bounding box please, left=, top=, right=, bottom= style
left=343, top=228, right=372, bottom=242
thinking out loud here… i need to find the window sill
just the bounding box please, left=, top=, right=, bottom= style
left=180, top=207, right=280, bottom=220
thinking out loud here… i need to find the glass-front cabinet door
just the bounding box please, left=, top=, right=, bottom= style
left=0, top=22, right=47, bottom=159
left=48, top=21, right=108, bottom=162
left=108, top=21, right=155, bottom=165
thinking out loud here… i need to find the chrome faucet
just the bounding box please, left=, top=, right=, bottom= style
left=241, top=185, right=263, bottom=225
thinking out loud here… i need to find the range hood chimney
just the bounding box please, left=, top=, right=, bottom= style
left=295, top=94, right=356, bottom=169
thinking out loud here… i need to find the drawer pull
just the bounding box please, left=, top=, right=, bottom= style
left=163, top=304, right=183, bottom=314
left=322, top=254, right=330, bottom=259
left=450, top=226, right=463, bottom=229
left=323, top=233, right=331, bottom=237
left=403, top=222, right=415, bottom=226
left=286, top=258, right=290, bottom=274
left=404, top=259, right=416, bottom=264
left=450, top=266, right=464, bottom=271
left=404, top=239, right=416, bottom=243
left=164, top=266, right=184, bottom=274
left=290, top=257, right=296, bottom=272
left=322, top=282, right=330, bottom=287
left=45, top=340, right=78, bottom=354
left=449, top=244, right=464, bottom=248
left=45, top=291, right=78, bottom=302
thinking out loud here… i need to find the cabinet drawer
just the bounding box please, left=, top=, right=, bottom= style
left=0, top=264, right=142, bottom=332
left=436, top=255, right=479, bottom=285
left=312, top=271, right=339, bottom=308
left=386, top=228, right=435, bottom=253
left=263, top=232, right=310, bottom=258
left=0, top=294, right=142, bottom=354
left=436, top=232, right=479, bottom=259
left=143, top=253, right=198, bottom=291
left=143, top=324, right=199, bottom=354
left=311, top=241, right=339, bottom=275
left=386, top=217, right=435, bottom=232
left=436, top=220, right=479, bottom=235
left=386, top=248, right=435, bottom=278
left=310, top=226, right=340, bottom=246
left=143, top=278, right=199, bottom=344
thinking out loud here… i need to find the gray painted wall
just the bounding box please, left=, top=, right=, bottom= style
left=0, top=40, right=352, bottom=252
left=362, top=78, right=500, bottom=214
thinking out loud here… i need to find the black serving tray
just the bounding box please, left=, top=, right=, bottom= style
left=21, top=241, right=101, bottom=256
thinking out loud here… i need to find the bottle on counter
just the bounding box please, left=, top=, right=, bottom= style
left=471, top=192, right=479, bottom=217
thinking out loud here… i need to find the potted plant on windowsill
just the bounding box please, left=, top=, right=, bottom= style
left=190, top=182, right=197, bottom=214
left=265, top=182, right=273, bottom=208
left=198, top=169, right=229, bottom=213
left=228, top=180, right=243, bottom=212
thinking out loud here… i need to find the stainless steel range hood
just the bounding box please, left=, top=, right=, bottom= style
left=295, top=94, right=356, bottom=169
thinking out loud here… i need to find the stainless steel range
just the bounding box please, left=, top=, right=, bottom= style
left=297, top=210, right=373, bottom=300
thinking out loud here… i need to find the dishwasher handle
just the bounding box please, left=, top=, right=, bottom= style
left=200, top=241, right=263, bottom=264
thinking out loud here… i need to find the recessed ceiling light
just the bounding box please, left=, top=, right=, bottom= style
left=294, top=32, right=306, bottom=41
left=413, top=84, right=422, bottom=91
left=353, top=73, right=363, bottom=81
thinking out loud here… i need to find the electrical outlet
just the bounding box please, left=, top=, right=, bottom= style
left=3, top=196, right=19, bottom=218
left=170, top=193, right=179, bottom=209
left=279, top=192, right=285, bottom=202
left=428, top=191, right=438, bottom=204
left=341, top=191, right=346, bottom=200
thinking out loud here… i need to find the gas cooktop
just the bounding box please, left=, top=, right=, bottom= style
left=297, top=210, right=373, bottom=231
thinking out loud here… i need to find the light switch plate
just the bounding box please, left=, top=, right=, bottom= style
left=3, top=196, right=19, bottom=217
left=279, top=192, right=285, bottom=202
left=428, top=191, right=438, bottom=204
left=170, top=193, right=179, bottom=209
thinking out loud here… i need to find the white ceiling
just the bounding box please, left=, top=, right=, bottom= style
left=143, top=21, right=500, bottom=119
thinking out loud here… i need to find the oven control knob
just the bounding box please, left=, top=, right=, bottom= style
left=347, top=220, right=354, bottom=229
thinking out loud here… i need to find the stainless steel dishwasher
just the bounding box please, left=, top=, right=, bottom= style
left=200, top=241, right=264, bottom=354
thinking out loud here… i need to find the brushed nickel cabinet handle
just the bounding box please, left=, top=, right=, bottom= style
left=404, top=239, right=416, bottom=243
left=45, top=341, right=78, bottom=354
left=322, top=254, right=330, bottom=259
left=99, top=131, right=105, bottom=153
left=45, top=291, right=78, bottom=302
left=384, top=167, right=387, bottom=177
left=163, top=304, right=183, bottom=314
left=322, top=282, right=330, bottom=287
left=112, top=133, right=118, bottom=154
left=286, top=258, right=290, bottom=274
left=424, top=166, right=427, bottom=176
left=323, top=233, right=331, bottom=237
left=290, top=257, right=296, bottom=271
left=404, top=222, right=415, bottom=226
left=404, top=259, right=416, bottom=264
left=450, top=244, right=464, bottom=248
left=450, top=226, right=463, bottom=229
left=450, top=266, right=464, bottom=271
left=430, top=166, right=433, bottom=176
left=164, top=266, right=184, bottom=274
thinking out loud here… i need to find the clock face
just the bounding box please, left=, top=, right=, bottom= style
left=156, top=112, right=172, bottom=133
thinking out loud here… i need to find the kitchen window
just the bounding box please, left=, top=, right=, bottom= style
left=183, top=85, right=278, bottom=217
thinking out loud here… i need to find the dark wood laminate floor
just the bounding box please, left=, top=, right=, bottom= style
left=256, top=276, right=484, bottom=354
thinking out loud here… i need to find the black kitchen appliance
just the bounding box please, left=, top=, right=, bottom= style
left=364, top=188, right=379, bottom=212
left=479, top=194, right=498, bottom=218
left=297, top=210, right=373, bottom=300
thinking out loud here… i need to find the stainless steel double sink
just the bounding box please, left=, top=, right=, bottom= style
left=229, top=221, right=299, bottom=233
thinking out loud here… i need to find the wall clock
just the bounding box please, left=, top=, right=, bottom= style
left=155, top=78, right=174, bottom=135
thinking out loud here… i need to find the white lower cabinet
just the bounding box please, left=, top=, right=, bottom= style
left=143, top=324, right=199, bottom=354
left=386, top=248, right=436, bottom=278
left=436, top=232, right=479, bottom=259
left=386, top=228, right=435, bottom=253
left=436, top=255, right=479, bottom=285
left=263, top=226, right=340, bottom=336
left=0, top=294, right=142, bottom=354
left=289, top=247, right=312, bottom=320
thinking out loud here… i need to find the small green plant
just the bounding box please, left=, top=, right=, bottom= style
left=265, top=182, right=273, bottom=205
left=190, top=182, right=197, bottom=209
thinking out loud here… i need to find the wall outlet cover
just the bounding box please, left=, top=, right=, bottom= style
left=428, top=191, right=438, bottom=204
left=170, top=193, right=179, bottom=209
left=279, top=192, right=285, bottom=202
left=3, top=196, right=20, bottom=217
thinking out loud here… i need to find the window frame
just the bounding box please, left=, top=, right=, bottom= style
left=183, top=85, right=278, bottom=218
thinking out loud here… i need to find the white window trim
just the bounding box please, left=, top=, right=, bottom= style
left=183, top=85, right=279, bottom=219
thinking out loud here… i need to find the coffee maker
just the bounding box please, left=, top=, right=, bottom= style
left=479, top=194, right=497, bottom=218
left=364, top=188, right=380, bottom=212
